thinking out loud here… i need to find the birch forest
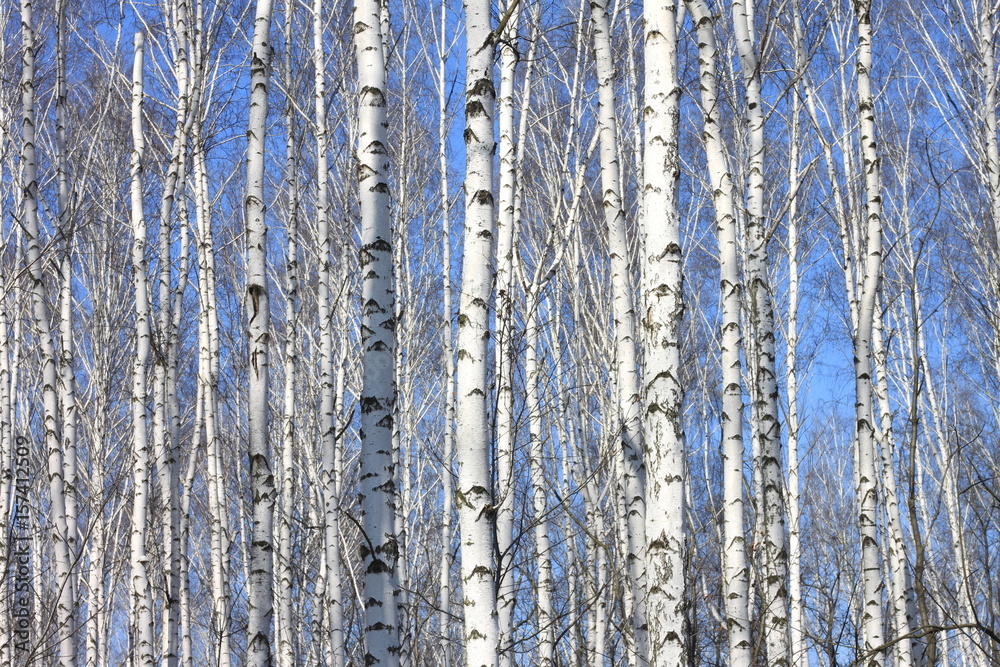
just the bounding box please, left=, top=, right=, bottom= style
left=3, top=0, right=1000, bottom=665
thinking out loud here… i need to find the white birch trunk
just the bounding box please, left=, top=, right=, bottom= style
left=456, top=0, right=499, bottom=663
left=786, top=10, right=807, bottom=663
left=437, top=1, right=455, bottom=661
left=642, top=2, right=686, bottom=666
left=21, top=0, right=75, bottom=660
left=314, top=0, right=345, bottom=662
left=194, top=105, right=232, bottom=667
left=276, top=4, right=299, bottom=665
left=729, top=3, right=790, bottom=663
left=494, top=4, right=520, bottom=662
left=526, top=303, right=555, bottom=666
left=871, top=317, right=914, bottom=667
left=589, top=2, right=649, bottom=662
left=245, top=1, right=276, bottom=663
left=853, top=2, right=886, bottom=664
left=354, top=0, right=401, bottom=662
left=684, top=4, right=752, bottom=667
left=128, top=32, right=156, bottom=667
left=55, top=0, right=80, bottom=595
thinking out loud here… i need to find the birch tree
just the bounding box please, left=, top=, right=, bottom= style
left=354, top=0, right=401, bottom=662
left=245, top=0, right=277, bottom=661
left=128, top=31, right=156, bottom=667
left=20, top=0, right=76, bottom=662
left=728, top=2, right=791, bottom=662
left=455, top=0, right=499, bottom=662
left=589, top=0, right=649, bottom=662
left=642, top=1, right=686, bottom=665
left=852, top=1, right=887, bottom=663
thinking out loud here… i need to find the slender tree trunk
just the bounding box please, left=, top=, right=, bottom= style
left=245, top=0, right=276, bottom=662
left=525, top=301, right=555, bottom=666
left=128, top=32, right=156, bottom=667
left=589, top=2, right=649, bottom=663
left=23, top=0, right=75, bottom=661
left=314, top=0, right=346, bottom=663
left=642, top=1, right=686, bottom=666
left=194, top=102, right=232, bottom=667
left=729, top=3, right=791, bottom=663
left=55, top=1, right=80, bottom=611
left=494, top=3, right=520, bottom=663
left=354, top=0, right=401, bottom=662
left=455, top=0, right=499, bottom=663
left=786, top=9, right=807, bottom=664
left=437, top=1, right=455, bottom=662
left=684, top=4, right=752, bottom=667
left=871, top=315, right=914, bottom=667
left=276, top=4, right=300, bottom=665
left=853, top=2, right=886, bottom=664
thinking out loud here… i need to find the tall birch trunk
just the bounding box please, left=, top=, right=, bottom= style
left=642, top=1, right=686, bottom=666
left=315, top=0, right=346, bottom=661
left=437, top=1, right=455, bottom=661
left=245, top=0, right=276, bottom=662
left=525, top=302, right=555, bottom=666
left=786, top=9, right=807, bottom=664
left=853, top=2, right=886, bottom=664
left=21, top=0, right=76, bottom=661
left=494, top=3, right=520, bottom=663
left=871, top=316, right=914, bottom=667
left=589, top=1, right=649, bottom=663
left=456, top=0, right=499, bottom=662
left=729, top=3, right=790, bottom=663
left=276, top=4, right=299, bottom=665
left=55, top=0, right=80, bottom=596
left=128, top=32, right=156, bottom=667
left=354, top=0, right=401, bottom=663
left=194, top=104, right=232, bottom=667
left=784, top=42, right=809, bottom=667
left=684, top=4, right=752, bottom=667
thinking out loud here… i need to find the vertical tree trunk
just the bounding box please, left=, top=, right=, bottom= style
left=589, top=2, right=649, bottom=663
left=276, top=3, right=300, bottom=665
left=729, top=3, right=790, bottom=663
left=354, top=0, right=400, bottom=663
left=21, top=0, right=75, bottom=661
left=437, top=1, right=455, bottom=662
left=684, top=4, right=752, bottom=667
left=54, top=0, right=80, bottom=606
left=456, top=0, right=499, bottom=663
left=526, top=302, right=555, bottom=666
left=853, top=2, right=886, bottom=664
left=494, top=3, right=520, bottom=663
left=871, top=316, right=914, bottom=667
left=786, top=8, right=807, bottom=664
left=245, top=0, right=276, bottom=662
left=128, top=31, right=156, bottom=667
left=315, top=0, right=346, bottom=663
left=642, top=1, right=686, bottom=666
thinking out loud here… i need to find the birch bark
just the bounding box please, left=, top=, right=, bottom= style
left=642, top=2, right=686, bottom=666
left=21, top=0, right=76, bottom=661
left=437, top=1, right=456, bottom=661
left=245, top=0, right=276, bottom=662
left=684, top=4, right=752, bottom=667
left=589, top=2, right=649, bottom=663
left=729, top=3, right=790, bottom=663
left=354, top=0, right=401, bottom=662
left=852, top=2, right=886, bottom=664
left=128, top=32, right=156, bottom=667
left=276, top=4, right=300, bottom=665
left=315, top=0, right=346, bottom=661
left=494, top=4, right=520, bottom=663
